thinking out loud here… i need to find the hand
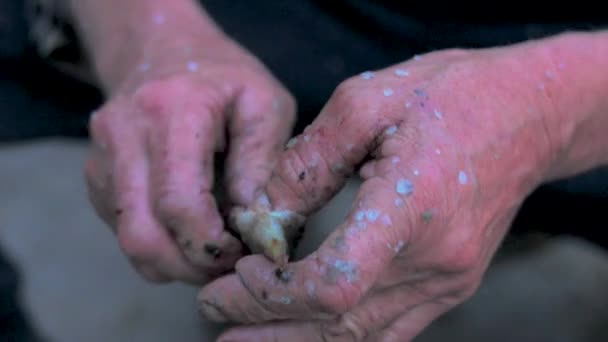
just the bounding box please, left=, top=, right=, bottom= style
left=198, top=44, right=563, bottom=340
left=84, top=35, right=296, bottom=284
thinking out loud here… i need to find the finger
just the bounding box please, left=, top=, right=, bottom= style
left=226, top=86, right=296, bottom=205
left=200, top=171, right=422, bottom=323
left=145, top=91, right=243, bottom=272
left=239, top=83, right=405, bottom=262
left=117, top=200, right=209, bottom=284
left=262, top=81, right=404, bottom=216
left=214, top=283, right=429, bottom=342
left=111, top=134, right=209, bottom=283
left=90, top=105, right=208, bottom=284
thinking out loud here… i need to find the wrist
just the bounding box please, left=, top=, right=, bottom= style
left=68, top=0, right=229, bottom=92
left=524, top=31, right=608, bottom=181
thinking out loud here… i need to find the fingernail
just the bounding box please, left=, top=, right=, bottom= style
left=200, top=300, right=228, bottom=322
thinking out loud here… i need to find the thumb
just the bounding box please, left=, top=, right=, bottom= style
left=230, top=83, right=402, bottom=264
left=266, top=88, right=400, bottom=215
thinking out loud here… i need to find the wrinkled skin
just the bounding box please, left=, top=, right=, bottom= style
left=84, top=37, right=296, bottom=284
left=198, top=44, right=564, bottom=341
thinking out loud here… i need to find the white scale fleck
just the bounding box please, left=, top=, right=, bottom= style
left=391, top=156, right=400, bottom=164
left=385, top=125, right=398, bottom=136
left=365, top=209, right=380, bottom=222
left=346, top=143, right=354, bottom=151
left=434, top=109, right=443, bottom=119
left=414, top=55, right=422, bottom=61
left=459, top=170, right=468, bottom=185
left=303, top=135, right=311, bottom=142
left=383, top=88, right=394, bottom=97
left=545, top=71, right=555, bottom=80
left=187, top=61, right=199, bottom=72
left=360, top=71, right=375, bottom=80
left=396, top=178, right=414, bottom=195
left=435, top=149, right=441, bottom=155
left=333, top=260, right=358, bottom=283
left=394, top=69, right=410, bottom=77
left=286, top=137, right=298, bottom=149
left=413, top=169, right=420, bottom=176
left=405, top=101, right=412, bottom=109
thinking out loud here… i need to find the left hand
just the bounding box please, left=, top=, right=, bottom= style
left=198, top=42, right=564, bottom=341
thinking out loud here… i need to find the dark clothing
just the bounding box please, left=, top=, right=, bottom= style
left=201, top=0, right=607, bottom=133
left=343, top=0, right=608, bottom=23
left=1, top=1, right=607, bottom=340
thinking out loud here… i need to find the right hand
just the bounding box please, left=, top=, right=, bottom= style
left=199, top=45, right=566, bottom=341
left=84, top=34, right=296, bottom=284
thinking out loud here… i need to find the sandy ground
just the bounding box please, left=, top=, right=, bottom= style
left=1, top=138, right=607, bottom=342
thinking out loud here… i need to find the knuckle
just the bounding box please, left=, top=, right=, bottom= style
left=329, top=79, right=386, bottom=142
left=331, top=78, right=365, bottom=112
left=133, top=77, right=225, bottom=118
left=132, top=79, right=178, bottom=116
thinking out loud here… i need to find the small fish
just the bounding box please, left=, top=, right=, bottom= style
left=230, top=196, right=305, bottom=268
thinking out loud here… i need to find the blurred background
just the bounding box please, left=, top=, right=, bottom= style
left=2, top=0, right=608, bottom=341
